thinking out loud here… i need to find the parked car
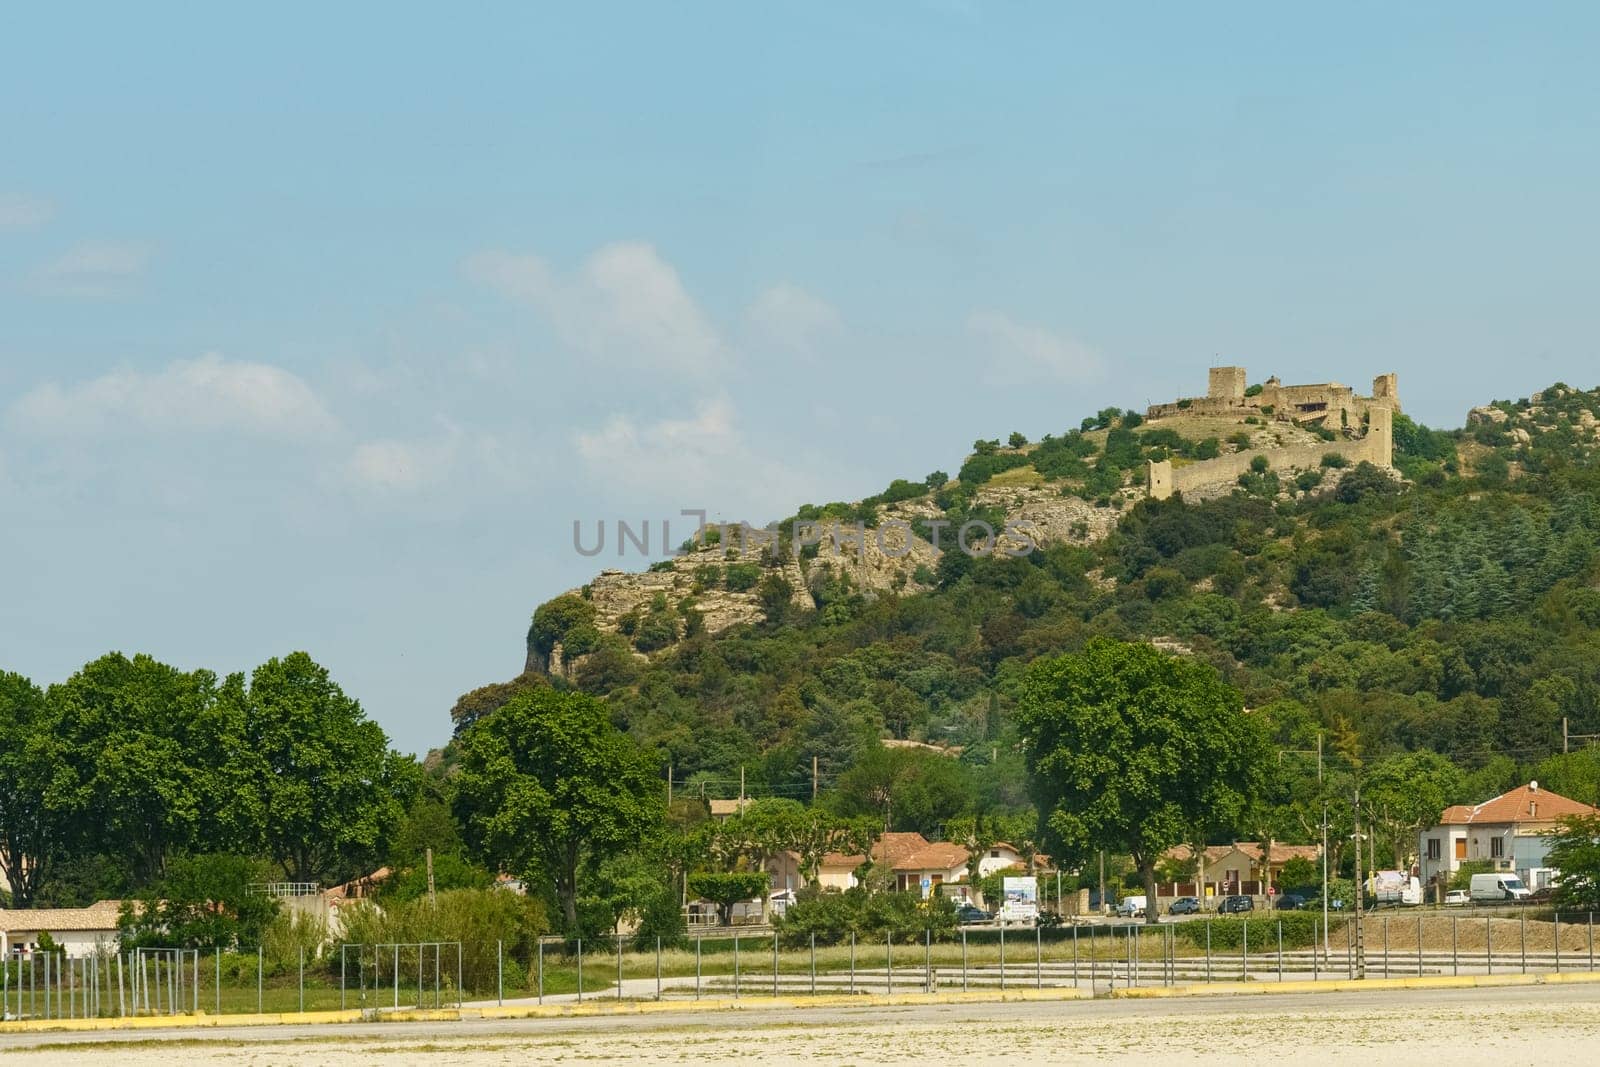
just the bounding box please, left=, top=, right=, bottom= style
left=1443, top=889, right=1470, bottom=906
left=1274, top=893, right=1305, bottom=911
left=955, top=904, right=992, bottom=924
left=1218, top=894, right=1254, bottom=914
left=1116, top=895, right=1148, bottom=918
left=1168, top=896, right=1201, bottom=915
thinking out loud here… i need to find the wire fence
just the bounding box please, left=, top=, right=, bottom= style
left=4, top=912, right=1598, bottom=1020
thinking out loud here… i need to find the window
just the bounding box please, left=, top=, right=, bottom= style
left=1491, top=837, right=1504, bottom=859
left=990, top=850, right=999, bottom=858
left=1426, top=838, right=1441, bottom=861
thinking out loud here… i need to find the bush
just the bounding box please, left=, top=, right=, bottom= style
left=335, top=889, right=549, bottom=993
left=1174, top=913, right=1324, bottom=951
left=774, top=887, right=957, bottom=948
left=1320, top=452, right=1348, bottom=469
left=724, top=563, right=761, bottom=592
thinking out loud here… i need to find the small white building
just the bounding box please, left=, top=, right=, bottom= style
left=0, top=901, right=123, bottom=958
left=1418, top=781, right=1598, bottom=892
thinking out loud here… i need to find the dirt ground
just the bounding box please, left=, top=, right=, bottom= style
left=7, top=985, right=1600, bottom=1065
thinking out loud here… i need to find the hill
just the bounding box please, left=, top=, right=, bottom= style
left=451, top=376, right=1600, bottom=863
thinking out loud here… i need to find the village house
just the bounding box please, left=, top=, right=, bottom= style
left=770, top=832, right=978, bottom=903
left=1418, top=781, right=1597, bottom=892
left=0, top=901, right=123, bottom=958
left=1159, top=842, right=1322, bottom=902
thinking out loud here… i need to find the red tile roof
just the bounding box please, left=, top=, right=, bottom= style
left=1436, top=783, right=1597, bottom=826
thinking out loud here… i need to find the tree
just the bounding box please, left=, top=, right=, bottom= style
left=828, top=746, right=972, bottom=835
left=1016, top=639, right=1270, bottom=923
left=1362, top=751, right=1463, bottom=868
left=0, top=672, right=65, bottom=906
left=46, top=653, right=231, bottom=883
left=238, top=652, right=416, bottom=885
left=118, top=854, right=279, bottom=950
left=1547, top=814, right=1600, bottom=911
left=687, top=871, right=770, bottom=926
left=453, top=687, right=663, bottom=930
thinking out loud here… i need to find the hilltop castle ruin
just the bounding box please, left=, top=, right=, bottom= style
left=1145, top=367, right=1398, bottom=501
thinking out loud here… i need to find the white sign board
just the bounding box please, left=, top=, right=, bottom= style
left=1000, top=875, right=1039, bottom=925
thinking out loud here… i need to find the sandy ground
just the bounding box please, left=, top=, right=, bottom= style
left=4, top=984, right=1600, bottom=1065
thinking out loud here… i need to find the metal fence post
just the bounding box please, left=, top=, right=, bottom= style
left=576, top=938, right=583, bottom=1004
left=497, top=940, right=503, bottom=1006
left=1277, top=920, right=1284, bottom=981
left=298, top=948, right=304, bottom=1013
left=1590, top=912, right=1594, bottom=972
left=1486, top=917, right=1492, bottom=975
left=810, top=933, right=816, bottom=996
left=1313, top=921, right=1319, bottom=981
left=1090, top=925, right=1097, bottom=992
left=693, top=937, right=700, bottom=1000
left=1072, top=925, right=1078, bottom=988
left=538, top=940, right=544, bottom=1004
left=961, top=929, right=968, bottom=992
left=886, top=933, right=892, bottom=996
left=1205, top=920, right=1211, bottom=982
left=849, top=932, right=856, bottom=995
left=1382, top=917, right=1388, bottom=979
left=1452, top=916, right=1458, bottom=976
left=927, top=928, right=933, bottom=993
left=1035, top=924, right=1042, bottom=990
left=1416, top=915, right=1422, bottom=977
left=1521, top=913, right=1528, bottom=974
left=1555, top=913, right=1561, bottom=973
left=773, top=932, right=779, bottom=997
left=999, top=922, right=1006, bottom=990
left=655, top=937, right=661, bottom=1002
left=260, top=946, right=265, bottom=1014
left=1242, top=920, right=1248, bottom=982
left=734, top=935, right=740, bottom=999
left=616, top=935, right=623, bottom=1001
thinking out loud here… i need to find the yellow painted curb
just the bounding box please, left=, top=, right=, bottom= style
left=0, top=986, right=1095, bottom=1035
left=1110, top=970, right=1600, bottom=999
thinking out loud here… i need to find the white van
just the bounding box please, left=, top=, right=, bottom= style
left=1116, top=895, right=1148, bottom=918
left=1469, top=872, right=1531, bottom=902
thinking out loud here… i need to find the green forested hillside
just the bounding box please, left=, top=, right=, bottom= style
left=510, top=383, right=1600, bottom=869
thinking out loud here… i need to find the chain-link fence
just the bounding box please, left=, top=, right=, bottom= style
left=4, top=912, right=1597, bottom=1020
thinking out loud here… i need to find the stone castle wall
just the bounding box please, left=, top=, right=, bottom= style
left=1148, top=407, right=1391, bottom=501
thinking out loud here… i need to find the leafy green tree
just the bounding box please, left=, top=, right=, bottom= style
left=0, top=672, right=65, bottom=906
left=1016, top=639, right=1270, bottom=924
left=119, top=853, right=279, bottom=949
left=47, top=653, right=233, bottom=882
left=829, top=746, right=972, bottom=835
left=234, top=653, right=415, bottom=885
left=453, top=687, right=663, bottom=930
left=1547, top=814, right=1600, bottom=910
left=688, top=871, right=770, bottom=926
left=1362, top=751, right=1464, bottom=868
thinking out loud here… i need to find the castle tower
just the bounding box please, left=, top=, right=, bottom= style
left=1147, top=459, right=1174, bottom=501
left=1208, top=366, right=1247, bottom=401
left=1371, top=372, right=1399, bottom=409
left=1368, top=405, right=1393, bottom=467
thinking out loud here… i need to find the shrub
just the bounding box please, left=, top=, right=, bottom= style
left=1320, top=452, right=1348, bottom=469
left=725, top=563, right=761, bottom=592
left=1174, top=913, right=1323, bottom=951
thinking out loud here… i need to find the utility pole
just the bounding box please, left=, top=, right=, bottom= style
left=739, top=766, right=745, bottom=804
left=1352, top=787, right=1365, bottom=979
left=1319, top=732, right=1329, bottom=961
left=667, top=766, right=673, bottom=807
left=425, top=848, right=437, bottom=910
left=1098, top=850, right=1106, bottom=916
left=812, top=756, right=818, bottom=803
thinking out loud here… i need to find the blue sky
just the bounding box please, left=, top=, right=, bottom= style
left=4, top=3, right=1599, bottom=754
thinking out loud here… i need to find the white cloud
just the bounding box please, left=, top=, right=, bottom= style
left=967, top=310, right=1104, bottom=384
left=746, top=282, right=841, bottom=355
left=575, top=395, right=821, bottom=521
left=466, top=242, right=725, bottom=375
left=344, top=435, right=460, bottom=493
left=35, top=241, right=151, bottom=295
left=8, top=353, right=336, bottom=438
left=0, top=193, right=54, bottom=230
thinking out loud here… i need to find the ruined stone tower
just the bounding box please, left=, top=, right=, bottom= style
left=1208, top=366, right=1247, bottom=400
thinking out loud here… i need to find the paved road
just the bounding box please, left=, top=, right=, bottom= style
left=3, top=982, right=1600, bottom=1053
